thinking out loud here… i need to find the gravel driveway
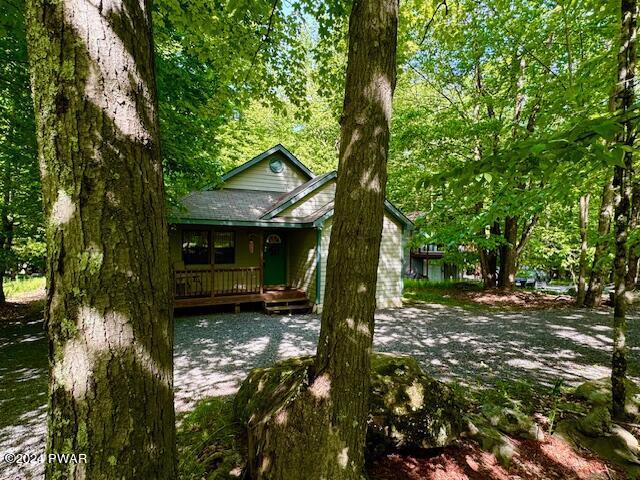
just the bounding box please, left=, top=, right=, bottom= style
left=2, top=304, right=638, bottom=479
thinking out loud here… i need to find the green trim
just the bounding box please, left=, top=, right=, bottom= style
left=202, top=144, right=314, bottom=190
left=311, top=202, right=412, bottom=230
left=315, top=227, right=322, bottom=305
left=170, top=218, right=315, bottom=229
left=261, top=171, right=337, bottom=219
left=384, top=199, right=414, bottom=230
left=312, top=208, right=334, bottom=227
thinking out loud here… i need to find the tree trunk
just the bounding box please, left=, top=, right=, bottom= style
left=498, top=217, right=517, bottom=290
left=585, top=178, right=615, bottom=307
left=0, top=212, right=13, bottom=304
left=576, top=194, right=590, bottom=306
left=0, top=159, right=14, bottom=304
left=479, top=222, right=500, bottom=288
left=611, top=0, right=637, bottom=421
left=625, top=177, right=640, bottom=289
left=25, top=0, right=176, bottom=477
left=314, top=0, right=398, bottom=475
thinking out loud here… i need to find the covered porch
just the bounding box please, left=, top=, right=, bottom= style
left=171, top=225, right=318, bottom=311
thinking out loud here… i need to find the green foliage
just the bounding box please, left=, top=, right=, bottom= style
left=0, top=0, right=43, bottom=276
left=177, top=396, right=244, bottom=480
left=3, top=275, right=44, bottom=298
left=403, top=279, right=487, bottom=310
left=387, top=0, right=618, bottom=274
left=215, top=96, right=340, bottom=174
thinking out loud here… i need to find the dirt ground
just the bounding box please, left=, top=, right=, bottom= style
left=0, top=287, right=45, bottom=325
left=369, top=435, right=625, bottom=480
left=1, top=288, right=634, bottom=480
left=441, top=284, right=578, bottom=309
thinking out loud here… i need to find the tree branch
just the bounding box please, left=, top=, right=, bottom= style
left=243, top=0, right=280, bottom=85
left=516, top=212, right=540, bottom=257
left=419, top=0, right=448, bottom=46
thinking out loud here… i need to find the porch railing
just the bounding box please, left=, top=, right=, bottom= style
left=175, top=266, right=262, bottom=298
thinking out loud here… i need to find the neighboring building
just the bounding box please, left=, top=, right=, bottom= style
left=408, top=245, right=462, bottom=282
left=170, top=145, right=413, bottom=312
left=405, top=212, right=464, bottom=282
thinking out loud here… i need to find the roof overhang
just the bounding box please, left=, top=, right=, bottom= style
left=171, top=218, right=317, bottom=229
left=262, top=171, right=337, bottom=220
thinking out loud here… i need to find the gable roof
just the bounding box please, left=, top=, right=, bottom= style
left=172, top=145, right=413, bottom=230
left=202, top=144, right=314, bottom=190
left=261, top=171, right=337, bottom=220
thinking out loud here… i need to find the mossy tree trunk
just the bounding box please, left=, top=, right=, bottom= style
left=611, top=0, right=637, bottom=421
left=313, top=0, right=398, bottom=476
left=25, top=0, right=176, bottom=477
left=626, top=178, right=640, bottom=289
left=585, top=177, right=615, bottom=307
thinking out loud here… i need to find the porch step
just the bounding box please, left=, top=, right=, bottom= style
left=263, top=297, right=312, bottom=314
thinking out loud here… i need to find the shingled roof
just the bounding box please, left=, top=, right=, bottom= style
left=170, top=145, right=413, bottom=229
left=173, top=189, right=281, bottom=223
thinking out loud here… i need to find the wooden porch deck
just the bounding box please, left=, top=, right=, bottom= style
left=174, top=287, right=309, bottom=309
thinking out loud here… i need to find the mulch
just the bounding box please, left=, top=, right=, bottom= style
left=455, top=289, right=576, bottom=310
left=369, top=435, right=625, bottom=480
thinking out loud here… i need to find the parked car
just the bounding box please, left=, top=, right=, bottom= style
left=515, top=269, right=548, bottom=288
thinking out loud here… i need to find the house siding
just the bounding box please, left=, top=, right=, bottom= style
left=287, top=229, right=317, bottom=300
left=278, top=181, right=336, bottom=218
left=376, top=215, right=403, bottom=308
left=223, top=153, right=308, bottom=192
left=315, top=214, right=402, bottom=311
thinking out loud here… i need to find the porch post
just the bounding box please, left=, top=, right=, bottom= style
left=260, top=232, right=264, bottom=294
left=210, top=229, right=215, bottom=298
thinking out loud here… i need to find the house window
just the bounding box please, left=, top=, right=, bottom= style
left=182, top=230, right=210, bottom=265
left=214, top=232, right=235, bottom=264
left=269, top=158, right=284, bottom=173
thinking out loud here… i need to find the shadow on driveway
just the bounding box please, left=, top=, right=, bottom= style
left=1, top=303, right=637, bottom=479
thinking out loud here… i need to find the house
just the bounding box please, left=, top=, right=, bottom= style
left=169, top=145, right=413, bottom=312
left=405, top=212, right=464, bottom=282
left=408, top=245, right=463, bottom=281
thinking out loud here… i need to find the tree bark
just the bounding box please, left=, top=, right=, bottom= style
left=481, top=222, right=501, bottom=288
left=585, top=178, right=615, bottom=307
left=0, top=160, right=14, bottom=304
left=314, top=0, right=398, bottom=476
left=498, top=217, right=517, bottom=289
left=611, top=0, right=637, bottom=421
left=626, top=177, right=640, bottom=289
left=25, top=0, right=176, bottom=477
left=576, top=194, right=590, bottom=306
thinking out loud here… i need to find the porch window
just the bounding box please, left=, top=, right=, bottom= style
left=214, top=231, right=235, bottom=264
left=182, top=230, right=210, bottom=265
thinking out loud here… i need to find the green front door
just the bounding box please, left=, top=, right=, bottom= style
left=263, top=233, right=286, bottom=286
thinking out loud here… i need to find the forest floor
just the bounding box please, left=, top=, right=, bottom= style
left=403, top=281, right=580, bottom=310
left=1, top=290, right=637, bottom=479
left=368, top=436, right=625, bottom=479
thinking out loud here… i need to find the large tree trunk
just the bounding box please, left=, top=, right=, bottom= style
left=478, top=222, right=499, bottom=288
left=0, top=161, right=14, bottom=304
left=498, top=217, right=517, bottom=290
left=585, top=178, right=615, bottom=307
left=611, top=0, right=637, bottom=421
left=626, top=177, right=640, bottom=289
left=314, top=0, right=398, bottom=475
left=25, top=0, right=176, bottom=477
left=576, top=194, right=591, bottom=306
left=240, top=1, right=398, bottom=478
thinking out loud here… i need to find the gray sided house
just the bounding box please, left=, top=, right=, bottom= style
left=170, top=145, right=413, bottom=312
